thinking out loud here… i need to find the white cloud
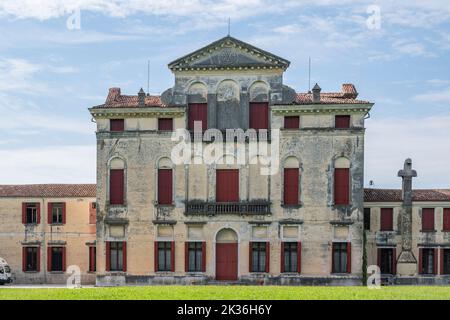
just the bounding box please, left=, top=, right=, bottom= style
left=365, top=115, right=450, bottom=189
left=412, top=87, right=450, bottom=103
left=0, top=145, right=95, bottom=183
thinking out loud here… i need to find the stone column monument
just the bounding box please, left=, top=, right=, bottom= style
left=396, top=158, right=418, bottom=276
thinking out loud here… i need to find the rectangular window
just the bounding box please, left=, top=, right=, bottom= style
left=157, top=242, right=173, bottom=272
left=23, top=203, right=39, bottom=224
left=110, top=119, right=124, bottom=132
left=364, top=208, right=371, bottom=231
left=422, top=208, right=435, bottom=231
left=420, top=248, right=436, bottom=275
left=284, top=116, right=299, bottom=129
left=51, top=203, right=64, bottom=224
left=380, top=208, right=393, bottom=231
left=186, top=242, right=204, bottom=272
left=158, top=169, right=173, bottom=205
left=443, top=249, right=450, bottom=275
left=50, top=247, right=64, bottom=272
left=216, top=169, right=239, bottom=202
left=158, top=118, right=173, bottom=131
left=443, top=208, right=450, bottom=231
left=89, top=202, right=96, bottom=225
left=332, top=242, right=350, bottom=273
left=378, top=248, right=395, bottom=274
left=283, top=168, right=299, bottom=205
left=109, top=242, right=124, bottom=272
left=23, top=247, right=39, bottom=272
left=334, top=168, right=350, bottom=205
left=250, top=242, right=268, bottom=273
left=109, top=169, right=124, bottom=205
left=282, top=242, right=299, bottom=273
left=335, top=115, right=350, bottom=129
left=89, top=246, right=96, bottom=272
left=249, top=102, right=269, bottom=130
left=188, top=103, right=207, bottom=132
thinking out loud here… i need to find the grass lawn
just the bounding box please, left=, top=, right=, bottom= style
left=1, top=286, right=450, bottom=300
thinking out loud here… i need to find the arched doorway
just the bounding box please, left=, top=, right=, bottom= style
left=215, top=228, right=238, bottom=281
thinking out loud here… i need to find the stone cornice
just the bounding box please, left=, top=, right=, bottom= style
left=272, top=103, right=373, bottom=116
left=89, top=107, right=185, bottom=118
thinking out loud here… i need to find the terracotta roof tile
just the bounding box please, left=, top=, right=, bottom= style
left=0, top=184, right=96, bottom=198
left=364, top=188, right=450, bottom=202
left=93, top=87, right=166, bottom=109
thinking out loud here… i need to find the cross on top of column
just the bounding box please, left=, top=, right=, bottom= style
left=397, top=158, right=417, bottom=179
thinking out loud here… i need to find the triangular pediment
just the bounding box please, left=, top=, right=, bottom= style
left=168, top=36, right=290, bottom=71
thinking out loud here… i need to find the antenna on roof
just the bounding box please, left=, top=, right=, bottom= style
left=147, top=60, right=150, bottom=96
left=227, top=17, right=231, bottom=36
left=308, top=57, right=311, bottom=93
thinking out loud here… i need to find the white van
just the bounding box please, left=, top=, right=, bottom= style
left=0, top=257, right=12, bottom=285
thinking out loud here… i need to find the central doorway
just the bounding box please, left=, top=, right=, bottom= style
left=215, top=228, right=238, bottom=281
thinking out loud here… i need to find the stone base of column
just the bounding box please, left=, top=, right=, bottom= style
left=397, top=262, right=417, bottom=276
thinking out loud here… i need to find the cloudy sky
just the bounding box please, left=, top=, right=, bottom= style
left=0, top=0, right=449, bottom=188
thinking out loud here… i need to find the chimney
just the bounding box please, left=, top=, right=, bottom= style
left=106, top=87, right=121, bottom=104
left=341, top=83, right=358, bottom=99
left=312, top=83, right=321, bottom=103
left=138, top=88, right=145, bottom=107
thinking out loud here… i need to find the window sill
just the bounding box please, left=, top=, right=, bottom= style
left=48, top=271, right=64, bottom=274
left=23, top=223, right=38, bottom=226
left=24, top=271, right=39, bottom=273
left=155, top=203, right=175, bottom=208
left=420, top=230, right=436, bottom=233
left=281, top=203, right=302, bottom=209
left=49, top=223, right=65, bottom=226
left=330, top=273, right=351, bottom=276
left=281, top=272, right=301, bottom=275
left=419, top=274, right=437, bottom=276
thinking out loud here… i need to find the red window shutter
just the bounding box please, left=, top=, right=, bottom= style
left=201, top=241, right=206, bottom=272
left=48, top=203, right=53, bottom=224
left=36, top=203, right=41, bottom=224
left=154, top=242, right=158, bottom=272
left=280, top=242, right=285, bottom=273
left=443, top=209, right=450, bottom=231
left=265, top=241, right=270, bottom=273
left=334, top=168, right=350, bottom=205
left=440, top=248, right=444, bottom=275
left=36, top=247, right=41, bottom=272
left=22, top=247, right=26, bottom=272
left=418, top=248, right=423, bottom=274
left=158, top=169, right=173, bottom=205
left=188, top=103, right=207, bottom=131
left=105, top=242, right=111, bottom=272
left=171, top=241, right=175, bottom=272
left=380, top=208, right=393, bottom=231
left=335, top=115, right=350, bottom=129
left=22, top=203, right=26, bottom=224
left=297, top=242, right=302, bottom=273
left=62, top=247, right=66, bottom=272
left=89, top=247, right=95, bottom=272
left=249, top=102, right=269, bottom=130
left=184, top=242, right=189, bottom=272
left=249, top=242, right=253, bottom=273
left=422, top=208, right=435, bottom=231
left=283, top=168, right=299, bottom=205
left=62, top=202, right=66, bottom=224
left=158, top=118, right=173, bottom=131
left=346, top=242, right=352, bottom=273
left=216, top=169, right=239, bottom=202
left=110, top=169, right=124, bottom=205
left=110, top=119, right=124, bottom=132
left=284, top=116, right=299, bottom=129
left=122, top=242, right=127, bottom=272
left=433, top=248, right=438, bottom=275
left=392, top=248, right=397, bottom=275
left=47, top=247, right=52, bottom=272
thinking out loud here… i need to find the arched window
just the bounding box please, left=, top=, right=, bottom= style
left=283, top=156, right=300, bottom=205
left=109, top=157, right=125, bottom=205
left=334, top=157, right=350, bottom=205
left=157, top=157, right=173, bottom=205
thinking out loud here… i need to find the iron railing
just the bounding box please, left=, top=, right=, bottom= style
left=185, top=201, right=271, bottom=216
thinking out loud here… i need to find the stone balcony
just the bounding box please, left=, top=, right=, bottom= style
left=185, top=201, right=271, bottom=216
